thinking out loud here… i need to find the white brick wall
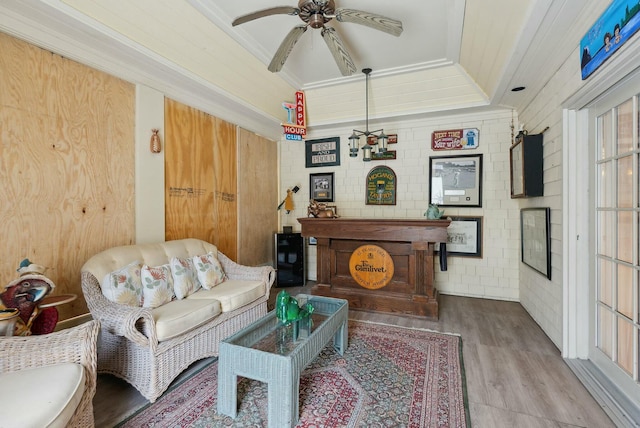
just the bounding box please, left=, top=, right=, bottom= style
left=279, top=108, right=523, bottom=301
left=516, top=48, right=584, bottom=349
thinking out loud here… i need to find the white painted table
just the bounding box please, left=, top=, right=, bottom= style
left=217, top=294, right=348, bottom=427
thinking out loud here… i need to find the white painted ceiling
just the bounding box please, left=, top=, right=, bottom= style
left=187, top=0, right=463, bottom=86
left=0, top=0, right=611, bottom=140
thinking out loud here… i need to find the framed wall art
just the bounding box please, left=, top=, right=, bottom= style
left=437, top=216, right=483, bottom=258
left=521, top=207, right=551, bottom=280
left=305, top=137, right=340, bottom=168
left=580, top=0, right=640, bottom=80
left=429, top=154, right=482, bottom=207
left=366, top=165, right=396, bottom=205
left=309, top=172, right=334, bottom=202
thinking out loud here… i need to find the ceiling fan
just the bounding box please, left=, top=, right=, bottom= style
left=232, top=0, right=403, bottom=76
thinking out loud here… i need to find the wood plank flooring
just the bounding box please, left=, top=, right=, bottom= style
left=94, top=286, right=615, bottom=427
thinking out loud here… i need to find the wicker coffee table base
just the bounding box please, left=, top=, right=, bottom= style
left=217, top=295, right=348, bottom=427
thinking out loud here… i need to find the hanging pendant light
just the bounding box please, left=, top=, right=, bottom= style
left=348, top=68, right=388, bottom=161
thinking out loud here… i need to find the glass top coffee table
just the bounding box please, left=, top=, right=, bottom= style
left=217, top=294, right=348, bottom=427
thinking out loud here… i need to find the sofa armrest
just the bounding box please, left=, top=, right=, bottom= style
left=0, top=320, right=100, bottom=428
left=81, top=271, right=158, bottom=348
left=218, top=252, right=276, bottom=292
left=0, top=320, right=99, bottom=376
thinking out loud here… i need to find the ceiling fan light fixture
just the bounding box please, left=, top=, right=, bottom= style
left=349, top=68, right=387, bottom=161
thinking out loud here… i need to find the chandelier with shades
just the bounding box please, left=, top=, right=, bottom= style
left=348, top=68, right=388, bottom=161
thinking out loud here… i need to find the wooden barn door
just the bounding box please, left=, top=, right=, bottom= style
left=164, top=99, right=238, bottom=259
left=212, top=118, right=238, bottom=259
left=237, top=128, right=278, bottom=266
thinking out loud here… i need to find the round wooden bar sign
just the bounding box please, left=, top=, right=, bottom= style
left=349, top=245, right=395, bottom=289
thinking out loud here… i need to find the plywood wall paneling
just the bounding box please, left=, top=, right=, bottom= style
left=237, top=128, right=278, bottom=266
left=164, top=98, right=215, bottom=243
left=0, top=33, right=135, bottom=321
left=212, top=118, right=238, bottom=259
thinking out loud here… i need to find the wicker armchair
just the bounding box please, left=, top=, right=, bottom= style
left=0, top=320, right=100, bottom=427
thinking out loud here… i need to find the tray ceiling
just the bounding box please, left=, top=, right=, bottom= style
left=0, top=0, right=612, bottom=139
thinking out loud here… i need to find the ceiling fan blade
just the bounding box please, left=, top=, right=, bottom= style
left=321, top=27, right=357, bottom=76
left=232, top=6, right=299, bottom=26
left=334, top=8, right=403, bottom=37
left=268, top=25, right=308, bottom=73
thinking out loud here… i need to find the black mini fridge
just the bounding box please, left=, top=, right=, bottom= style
left=274, top=232, right=305, bottom=287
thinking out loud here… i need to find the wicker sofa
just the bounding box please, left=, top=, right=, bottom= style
left=81, top=238, right=275, bottom=402
left=0, top=320, right=99, bottom=427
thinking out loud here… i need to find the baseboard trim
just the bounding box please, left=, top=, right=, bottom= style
left=565, top=358, right=640, bottom=427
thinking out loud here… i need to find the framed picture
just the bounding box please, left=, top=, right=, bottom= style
left=521, top=207, right=551, bottom=280
left=309, top=172, right=334, bottom=202
left=580, top=0, right=640, bottom=80
left=305, top=137, right=340, bottom=168
left=510, top=138, right=524, bottom=197
left=448, top=216, right=483, bottom=257
left=436, top=216, right=483, bottom=257
left=429, top=154, right=482, bottom=207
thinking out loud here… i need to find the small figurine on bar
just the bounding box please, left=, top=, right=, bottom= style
left=424, top=204, right=445, bottom=219
left=307, top=199, right=339, bottom=218
left=275, top=290, right=313, bottom=324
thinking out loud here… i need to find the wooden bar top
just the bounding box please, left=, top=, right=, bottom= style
left=297, top=217, right=450, bottom=243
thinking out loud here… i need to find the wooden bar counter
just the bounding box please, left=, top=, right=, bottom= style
left=298, top=218, right=450, bottom=319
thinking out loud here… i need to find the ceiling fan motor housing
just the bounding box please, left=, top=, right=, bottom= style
left=233, top=0, right=401, bottom=76
left=298, top=0, right=335, bottom=28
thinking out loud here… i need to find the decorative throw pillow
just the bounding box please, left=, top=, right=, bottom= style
left=191, top=252, right=226, bottom=290
left=170, top=256, right=200, bottom=299
left=101, top=261, right=143, bottom=307
left=141, top=264, right=175, bottom=308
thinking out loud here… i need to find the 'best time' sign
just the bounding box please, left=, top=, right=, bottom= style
left=432, top=128, right=479, bottom=150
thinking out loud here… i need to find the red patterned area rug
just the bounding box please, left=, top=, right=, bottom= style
left=118, top=321, right=470, bottom=427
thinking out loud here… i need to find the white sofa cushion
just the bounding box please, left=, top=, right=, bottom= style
left=151, top=298, right=222, bottom=341
left=0, top=362, right=85, bottom=428
left=187, top=279, right=264, bottom=312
